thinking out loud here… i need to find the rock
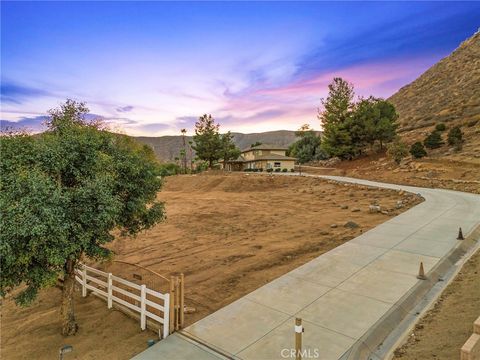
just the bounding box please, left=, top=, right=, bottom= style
left=330, top=224, right=338, bottom=228
left=184, top=306, right=196, bottom=314
left=395, top=200, right=404, bottom=209
left=344, top=221, right=359, bottom=229
left=320, top=231, right=330, bottom=236
left=340, top=204, right=349, bottom=209
left=369, top=205, right=381, bottom=213
left=351, top=208, right=361, bottom=212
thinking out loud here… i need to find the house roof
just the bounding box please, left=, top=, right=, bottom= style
left=222, top=153, right=296, bottom=163
left=241, top=144, right=289, bottom=153
left=244, top=154, right=296, bottom=161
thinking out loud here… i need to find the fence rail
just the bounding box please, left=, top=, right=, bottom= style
left=75, top=264, right=170, bottom=339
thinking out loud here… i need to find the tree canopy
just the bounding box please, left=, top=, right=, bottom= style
left=0, top=99, right=165, bottom=335
left=319, top=78, right=399, bottom=159
left=288, top=125, right=323, bottom=163
left=319, top=78, right=355, bottom=159
left=192, top=114, right=239, bottom=168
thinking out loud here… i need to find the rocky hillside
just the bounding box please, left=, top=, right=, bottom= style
left=136, top=130, right=300, bottom=161
left=388, top=30, right=480, bottom=163
left=389, top=31, right=480, bottom=132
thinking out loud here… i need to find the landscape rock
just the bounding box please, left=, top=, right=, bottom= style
left=344, top=221, right=359, bottom=229
left=330, top=224, right=338, bottom=228
left=351, top=208, right=361, bottom=212
left=340, top=204, right=349, bottom=209
left=369, top=205, right=381, bottom=213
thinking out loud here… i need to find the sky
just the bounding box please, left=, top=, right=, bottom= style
left=1, top=1, right=479, bottom=136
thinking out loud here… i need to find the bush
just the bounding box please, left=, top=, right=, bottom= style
left=409, top=142, right=427, bottom=159
left=158, top=163, right=181, bottom=177
left=290, top=168, right=295, bottom=172
left=447, top=126, right=464, bottom=150
left=266, top=168, right=273, bottom=173
left=258, top=168, right=263, bottom=172
left=282, top=168, right=288, bottom=172
left=435, top=123, right=447, bottom=132
left=387, top=138, right=409, bottom=164
left=424, top=131, right=444, bottom=149
left=274, top=168, right=281, bottom=172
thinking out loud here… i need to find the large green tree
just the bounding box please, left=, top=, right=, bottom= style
left=288, top=124, right=323, bottom=163
left=191, top=115, right=238, bottom=169
left=319, top=78, right=355, bottom=159
left=348, top=97, right=398, bottom=154
left=220, top=131, right=241, bottom=164
left=0, top=100, right=165, bottom=335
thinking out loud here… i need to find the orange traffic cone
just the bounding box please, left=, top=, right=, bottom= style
left=417, top=262, right=427, bottom=280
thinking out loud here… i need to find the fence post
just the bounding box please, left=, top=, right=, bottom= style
left=81, top=265, right=87, bottom=297
left=180, top=273, right=185, bottom=329
left=295, top=318, right=303, bottom=360
left=175, top=276, right=180, bottom=331
left=169, top=276, right=175, bottom=334
left=163, top=293, right=170, bottom=339
left=140, top=285, right=146, bottom=331
left=107, top=273, right=113, bottom=309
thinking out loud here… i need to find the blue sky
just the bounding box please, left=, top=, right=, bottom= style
left=1, top=1, right=479, bottom=135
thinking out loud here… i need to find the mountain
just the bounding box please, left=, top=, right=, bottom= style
left=389, top=31, right=479, bottom=132
left=388, top=30, right=480, bottom=163
left=135, top=130, right=300, bottom=161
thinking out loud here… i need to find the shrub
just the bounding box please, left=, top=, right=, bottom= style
left=435, top=123, right=447, bottom=132
left=266, top=168, right=273, bottom=173
left=387, top=138, right=409, bottom=164
left=447, top=126, right=464, bottom=150
left=409, top=142, right=427, bottom=159
left=282, top=168, right=288, bottom=172
left=274, top=168, right=281, bottom=172
left=290, top=168, right=295, bottom=172
left=424, top=131, right=444, bottom=149
left=258, top=168, right=263, bottom=172
left=158, top=163, right=181, bottom=177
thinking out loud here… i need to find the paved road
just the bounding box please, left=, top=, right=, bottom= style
left=133, top=175, right=480, bottom=360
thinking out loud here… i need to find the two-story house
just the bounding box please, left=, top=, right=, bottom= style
left=221, top=144, right=296, bottom=171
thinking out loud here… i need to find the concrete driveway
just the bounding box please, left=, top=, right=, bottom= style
left=133, top=175, right=480, bottom=360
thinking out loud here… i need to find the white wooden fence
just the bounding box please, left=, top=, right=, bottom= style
left=75, top=264, right=170, bottom=339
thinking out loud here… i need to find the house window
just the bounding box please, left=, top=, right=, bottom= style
left=274, top=162, right=281, bottom=167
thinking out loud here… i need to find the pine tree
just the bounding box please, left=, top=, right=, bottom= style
left=319, top=78, right=355, bottom=159
left=192, top=114, right=223, bottom=168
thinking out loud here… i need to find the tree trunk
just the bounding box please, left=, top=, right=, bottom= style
left=61, top=259, right=78, bottom=336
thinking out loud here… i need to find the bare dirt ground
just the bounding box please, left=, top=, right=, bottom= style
left=393, top=248, right=480, bottom=360
left=304, top=152, right=480, bottom=194
left=1, top=173, right=421, bottom=360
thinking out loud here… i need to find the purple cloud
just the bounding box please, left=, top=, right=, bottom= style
left=116, top=105, right=134, bottom=113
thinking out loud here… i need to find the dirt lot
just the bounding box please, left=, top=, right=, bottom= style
left=304, top=153, right=480, bottom=194
left=393, top=248, right=480, bottom=360
left=1, top=173, right=421, bottom=360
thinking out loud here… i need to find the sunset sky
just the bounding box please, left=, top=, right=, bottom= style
left=1, top=1, right=479, bottom=136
